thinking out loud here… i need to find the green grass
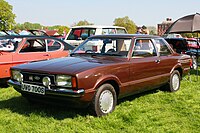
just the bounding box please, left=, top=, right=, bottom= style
left=0, top=74, right=200, bottom=133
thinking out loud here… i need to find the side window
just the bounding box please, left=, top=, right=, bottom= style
left=67, top=28, right=96, bottom=40
left=103, top=38, right=131, bottom=56
left=102, top=28, right=116, bottom=34
left=155, top=39, right=172, bottom=56
left=80, top=29, right=89, bottom=40
left=89, top=29, right=96, bottom=36
left=47, top=39, right=62, bottom=51
left=116, top=28, right=127, bottom=34
left=20, top=39, right=46, bottom=53
left=67, top=29, right=81, bottom=40
left=132, top=39, right=157, bottom=57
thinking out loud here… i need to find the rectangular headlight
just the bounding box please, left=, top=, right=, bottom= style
left=56, top=75, right=73, bottom=87
left=11, top=70, right=23, bottom=82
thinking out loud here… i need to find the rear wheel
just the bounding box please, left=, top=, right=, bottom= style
left=191, top=55, right=198, bottom=70
left=167, top=70, right=181, bottom=92
left=90, top=83, right=117, bottom=116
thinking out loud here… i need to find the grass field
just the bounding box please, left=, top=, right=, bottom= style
left=0, top=74, right=200, bottom=133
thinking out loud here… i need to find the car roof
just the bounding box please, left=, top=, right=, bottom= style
left=71, top=25, right=126, bottom=29
left=0, top=35, right=59, bottom=39
left=164, top=38, right=186, bottom=41
left=88, top=34, right=161, bottom=39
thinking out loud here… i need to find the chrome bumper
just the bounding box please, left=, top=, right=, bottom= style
left=7, top=79, right=85, bottom=98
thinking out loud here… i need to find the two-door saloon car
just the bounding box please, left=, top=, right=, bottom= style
left=0, top=35, right=74, bottom=84
left=8, top=34, right=191, bottom=116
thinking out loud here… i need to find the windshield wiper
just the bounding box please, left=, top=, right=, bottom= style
left=100, top=53, right=123, bottom=56
left=70, top=52, right=123, bottom=57
left=70, top=53, right=99, bottom=57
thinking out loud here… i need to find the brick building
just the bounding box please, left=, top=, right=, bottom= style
left=157, top=18, right=173, bottom=36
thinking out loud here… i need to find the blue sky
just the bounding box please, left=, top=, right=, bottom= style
left=5, top=0, right=200, bottom=27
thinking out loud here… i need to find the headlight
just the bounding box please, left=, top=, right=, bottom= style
left=56, top=75, right=73, bottom=87
left=12, top=70, right=23, bottom=82
left=42, top=76, right=51, bottom=87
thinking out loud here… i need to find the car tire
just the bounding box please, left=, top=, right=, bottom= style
left=90, top=83, right=117, bottom=116
left=191, top=55, right=198, bottom=70
left=167, top=70, right=181, bottom=92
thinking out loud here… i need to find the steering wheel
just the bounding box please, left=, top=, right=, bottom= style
left=85, top=50, right=94, bottom=53
left=107, top=49, right=115, bottom=53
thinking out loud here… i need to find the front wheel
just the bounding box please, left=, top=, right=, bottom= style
left=167, top=70, right=181, bottom=92
left=90, top=83, right=117, bottom=116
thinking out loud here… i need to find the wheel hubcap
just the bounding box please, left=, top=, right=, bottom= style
left=193, top=60, right=198, bottom=70
left=172, top=74, right=179, bottom=90
left=99, top=90, right=114, bottom=114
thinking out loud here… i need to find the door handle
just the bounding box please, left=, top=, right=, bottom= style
left=43, top=54, right=49, bottom=56
left=155, top=59, right=160, bottom=63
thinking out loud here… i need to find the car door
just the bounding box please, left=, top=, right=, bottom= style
left=13, top=38, right=50, bottom=65
left=153, top=38, right=178, bottom=82
left=0, top=53, right=13, bottom=78
left=128, top=38, right=162, bottom=93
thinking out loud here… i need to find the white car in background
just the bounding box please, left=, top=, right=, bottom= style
left=64, top=25, right=127, bottom=46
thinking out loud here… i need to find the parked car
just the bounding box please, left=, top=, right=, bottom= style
left=0, top=35, right=74, bottom=84
left=165, top=38, right=200, bottom=69
left=64, top=25, right=127, bottom=46
left=18, top=30, right=65, bottom=40
left=8, top=34, right=191, bottom=116
left=162, top=33, right=182, bottom=38
left=186, top=38, right=199, bottom=49
left=0, top=30, right=19, bottom=36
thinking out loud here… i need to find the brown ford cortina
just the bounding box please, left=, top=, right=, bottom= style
left=8, top=34, right=191, bottom=116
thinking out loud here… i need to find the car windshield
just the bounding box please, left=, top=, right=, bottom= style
left=0, top=38, right=22, bottom=52
left=72, top=37, right=132, bottom=57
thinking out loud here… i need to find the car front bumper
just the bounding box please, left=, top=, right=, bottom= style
left=7, top=79, right=90, bottom=107
left=8, top=79, right=85, bottom=97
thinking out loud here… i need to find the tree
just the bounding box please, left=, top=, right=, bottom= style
left=113, top=16, right=137, bottom=34
left=74, top=20, right=94, bottom=26
left=13, top=22, right=70, bottom=35
left=13, top=22, right=43, bottom=32
left=181, top=33, right=200, bottom=38
left=147, top=26, right=157, bottom=35
left=0, top=0, right=16, bottom=30
left=47, top=25, right=70, bottom=35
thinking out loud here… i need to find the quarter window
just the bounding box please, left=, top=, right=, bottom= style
left=47, top=39, right=62, bottom=51
left=155, top=39, right=172, bottom=56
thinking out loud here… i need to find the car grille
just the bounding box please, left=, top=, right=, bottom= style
left=22, top=72, right=55, bottom=86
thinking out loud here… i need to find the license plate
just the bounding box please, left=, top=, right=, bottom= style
left=21, top=83, right=45, bottom=95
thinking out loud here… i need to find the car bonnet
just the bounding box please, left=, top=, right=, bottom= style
left=11, top=56, right=123, bottom=75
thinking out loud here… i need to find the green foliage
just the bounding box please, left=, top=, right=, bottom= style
left=47, top=25, right=70, bottom=35
left=148, top=26, right=157, bottom=35
left=0, top=71, right=199, bottom=132
left=0, top=0, right=16, bottom=30
left=13, top=22, right=43, bottom=32
left=13, top=22, right=70, bottom=35
left=113, top=16, right=137, bottom=34
left=181, top=33, right=200, bottom=38
left=74, top=20, right=94, bottom=26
